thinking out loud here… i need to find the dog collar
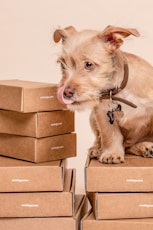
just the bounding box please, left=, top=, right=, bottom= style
left=99, top=63, right=137, bottom=108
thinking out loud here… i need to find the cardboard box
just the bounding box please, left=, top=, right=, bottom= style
left=0, top=195, right=88, bottom=230
left=0, top=133, right=76, bottom=162
left=0, top=156, right=66, bottom=192
left=0, top=109, right=74, bottom=138
left=0, top=169, right=75, bottom=218
left=0, top=79, right=65, bottom=112
left=82, top=210, right=153, bottom=230
left=88, top=192, right=153, bottom=220
left=85, top=155, right=153, bottom=192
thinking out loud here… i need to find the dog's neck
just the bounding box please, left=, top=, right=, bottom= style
left=99, top=62, right=137, bottom=108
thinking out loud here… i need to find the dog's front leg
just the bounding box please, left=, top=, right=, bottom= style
left=88, top=110, right=102, bottom=159
left=90, top=106, right=125, bottom=164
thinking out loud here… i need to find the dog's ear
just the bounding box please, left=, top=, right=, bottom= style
left=99, top=25, right=140, bottom=52
left=53, top=26, right=77, bottom=43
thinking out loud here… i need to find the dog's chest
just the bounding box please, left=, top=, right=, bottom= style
left=100, top=92, right=149, bottom=125
left=117, top=93, right=149, bottom=125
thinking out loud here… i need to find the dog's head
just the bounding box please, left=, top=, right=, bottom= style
left=53, top=25, right=139, bottom=110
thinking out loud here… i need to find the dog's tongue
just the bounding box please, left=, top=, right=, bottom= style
left=57, top=86, right=74, bottom=105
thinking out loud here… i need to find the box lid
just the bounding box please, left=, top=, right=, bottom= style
left=89, top=192, right=153, bottom=220
left=82, top=210, right=153, bottom=230
left=85, top=155, right=153, bottom=192
left=0, top=133, right=76, bottom=163
left=0, top=79, right=65, bottom=112
left=0, top=156, right=66, bottom=192
left=0, top=109, right=74, bottom=138
left=0, top=195, right=87, bottom=230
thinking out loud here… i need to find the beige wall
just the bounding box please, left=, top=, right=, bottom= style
left=0, top=0, right=153, bottom=193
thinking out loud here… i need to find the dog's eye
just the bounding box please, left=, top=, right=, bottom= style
left=85, top=62, right=94, bottom=71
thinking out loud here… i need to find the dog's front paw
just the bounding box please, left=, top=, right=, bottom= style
left=98, top=150, right=125, bottom=164
left=88, top=146, right=101, bottom=159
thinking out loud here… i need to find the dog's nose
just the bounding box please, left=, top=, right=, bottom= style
left=64, top=87, right=75, bottom=99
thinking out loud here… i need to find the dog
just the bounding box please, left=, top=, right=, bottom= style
left=53, top=25, right=153, bottom=164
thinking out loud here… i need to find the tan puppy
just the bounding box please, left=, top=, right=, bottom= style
left=53, top=25, right=153, bottom=163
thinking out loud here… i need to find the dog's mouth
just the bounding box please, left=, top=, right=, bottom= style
left=57, top=86, right=75, bottom=105
left=57, top=86, right=93, bottom=107
left=57, top=86, right=100, bottom=110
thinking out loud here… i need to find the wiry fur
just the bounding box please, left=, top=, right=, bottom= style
left=54, top=25, right=153, bottom=163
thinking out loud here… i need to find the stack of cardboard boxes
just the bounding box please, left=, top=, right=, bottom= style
left=0, top=79, right=76, bottom=162
left=82, top=155, right=153, bottom=229
left=5, top=79, right=153, bottom=229
left=0, top=79, right=87, bottom=230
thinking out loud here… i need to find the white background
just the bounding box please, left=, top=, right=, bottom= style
left=0, top=0, right=153, bottom=193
